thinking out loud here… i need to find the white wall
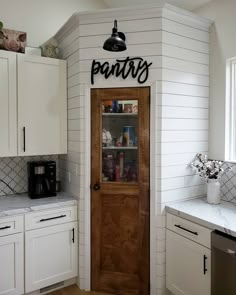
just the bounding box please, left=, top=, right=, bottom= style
left=0, top=0, right=107, bottom=47
left=194, top=0, right=236, bottom=160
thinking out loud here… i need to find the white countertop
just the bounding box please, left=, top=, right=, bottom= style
left=166, top=198, right=236, bottom=237
left=0, top=192, right=77, bottom=217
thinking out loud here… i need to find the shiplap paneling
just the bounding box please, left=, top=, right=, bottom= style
left=79, top=43, right=162, bottom=60
left=157, top=184, right=206, bottom=203
left=57, top=6, right=210, bottom=294
left=159, top=94, right=208, bottom=108
left=159, top=142, right=208, bottom=154
left=163, top=31, right=209, bottom=54
left=79, top=18, right=162, bottom=36
left=161, top=82, right=209, bottom=97
left=160, top=106, right=208, bottom=119
left=163, top=43, right=209, bottom=65
left=156, top=152, right=208, bottom=166
left=162, top=18, right=209, bottom=43
left=68, top=97, right=80, bottom=109
left=79, top=31, right=162, bottom=48
left=159, top=130, right=208, bottom=142
left=161, top=118, right=208, bottom=130
left=162, top=57, right=209, bottom=76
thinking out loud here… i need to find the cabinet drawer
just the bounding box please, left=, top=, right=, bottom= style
left=167, top=213, right=211, bottom=248
left=25, top=206, right=77, bottom=230
left=0, top=215, right=24, bottom=237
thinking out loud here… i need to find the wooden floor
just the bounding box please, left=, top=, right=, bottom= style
left=48, top=285, right=111, bottom=295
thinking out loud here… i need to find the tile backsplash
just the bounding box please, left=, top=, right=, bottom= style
left=221, top=162, right=236, bottom=204
left=0, top=155, right=58, bottom=195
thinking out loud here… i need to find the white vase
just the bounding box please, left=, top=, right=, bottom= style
left=207, top=179, right=221, bottom=204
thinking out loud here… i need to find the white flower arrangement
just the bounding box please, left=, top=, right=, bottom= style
left=190, top=153, right=231, bottom=180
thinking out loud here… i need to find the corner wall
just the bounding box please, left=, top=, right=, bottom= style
left=56, top=5, right=210, bottom=294
left=194, top=0, right=236, bottom=160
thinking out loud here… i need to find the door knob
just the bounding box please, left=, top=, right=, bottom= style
left=93, top=183, right=101, bottom=191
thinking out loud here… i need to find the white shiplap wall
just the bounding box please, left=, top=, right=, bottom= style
left=56, top=4, right=211, bottom=295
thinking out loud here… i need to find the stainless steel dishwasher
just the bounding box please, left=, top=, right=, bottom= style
left=211, top=230, right=236, bottom=295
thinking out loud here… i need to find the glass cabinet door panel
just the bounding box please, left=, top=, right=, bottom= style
left=101, top=100, right=138, bottom=183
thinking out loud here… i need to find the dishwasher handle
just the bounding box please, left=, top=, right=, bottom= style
left=212, top=230, right=236, bottom=254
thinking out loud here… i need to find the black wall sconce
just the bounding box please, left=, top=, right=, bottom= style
left=103, top=20, right=127, bottom=52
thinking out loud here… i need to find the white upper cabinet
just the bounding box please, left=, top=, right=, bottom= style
left=0, top=51, right=67, bottom=158
left=0, top=51, right=17, bottom=157
left=17, top=55, right=67, bottom=156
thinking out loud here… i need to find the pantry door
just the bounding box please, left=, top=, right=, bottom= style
left=91, top=87, right=150, bottom=295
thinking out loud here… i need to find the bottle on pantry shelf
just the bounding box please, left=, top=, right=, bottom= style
left=103, top=152, right=116, bottom=181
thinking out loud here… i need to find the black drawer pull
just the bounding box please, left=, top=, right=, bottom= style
left=40, top=214, right=66, bottom=222
left=72, top=228, right=75, bottom=243
left=0, top=226, right=11, bottom=230
left=23, top=127, right=26, bottom=152
left=203, top=255, right=207, bottom=274
left=174, top=224, right=198, bottom=236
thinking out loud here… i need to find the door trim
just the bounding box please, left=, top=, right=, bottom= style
left=82, top=82, right=158, bottom=294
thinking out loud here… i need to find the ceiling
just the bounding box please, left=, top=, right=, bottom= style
left=103, top=0, right=213, bottom=11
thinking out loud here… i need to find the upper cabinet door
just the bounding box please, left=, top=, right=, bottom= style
left=17, top=55, right=67, bottom=156
left=0, top=51, right=17, bottom=157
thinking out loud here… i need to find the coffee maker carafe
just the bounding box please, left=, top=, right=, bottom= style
left=28, top=161, right=57, bottom=198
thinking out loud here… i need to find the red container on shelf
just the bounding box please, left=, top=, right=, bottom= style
left=115, top=165, right=120, bottom=181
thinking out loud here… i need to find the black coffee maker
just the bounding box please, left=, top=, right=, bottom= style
left=28, top=161, right=57, bottom=198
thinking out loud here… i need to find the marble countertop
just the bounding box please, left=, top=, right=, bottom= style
left=0, top=192, right=77, bottom=217
left=166, top=198, right=236, bottom=237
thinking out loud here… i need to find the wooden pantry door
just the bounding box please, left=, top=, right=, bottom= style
left=91, top=87, right=150, bottom=295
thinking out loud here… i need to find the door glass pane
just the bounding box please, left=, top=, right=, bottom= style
left=101, top=99, right=138, bottom=183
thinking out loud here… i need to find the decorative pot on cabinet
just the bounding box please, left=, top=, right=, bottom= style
left=207, top=179, right=221, bottom=204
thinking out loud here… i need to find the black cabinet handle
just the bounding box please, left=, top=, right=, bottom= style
left=174, top=224, right=198, bottom=236
left=72, top=228, right=75, bottom=243
left=40, top=214, right=66, bottom=222
left=0, top=225, right=11, bottom=230
left=23, top=127, right=26, bottom=152
left=203, top=255, right=207, bottom=274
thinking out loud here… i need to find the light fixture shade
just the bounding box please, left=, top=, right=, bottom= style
left=103, top=20, right=127, bottom=52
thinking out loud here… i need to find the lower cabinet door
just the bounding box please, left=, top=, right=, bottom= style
left=0, top=233, right=24, bottom=295
left=166, top=230, right=211, bottom=295
left=25, top=222, right=78, bottom=292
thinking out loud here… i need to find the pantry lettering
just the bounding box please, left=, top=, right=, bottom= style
left=91, top=57, right=152, bottom=85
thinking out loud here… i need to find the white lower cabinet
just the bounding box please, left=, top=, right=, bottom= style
left=25, top=221, right=78, bottom=293
left=166, top=214, right=211, bottom=295
left=0, top=233, right=24, bottom=295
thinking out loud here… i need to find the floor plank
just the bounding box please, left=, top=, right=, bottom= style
left=48, top=284, right=111, bottom=295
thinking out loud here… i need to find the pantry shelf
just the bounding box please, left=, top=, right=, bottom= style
left=102, top=113, right=138, bottom=117
left=102, top=146, right=138, bottom=150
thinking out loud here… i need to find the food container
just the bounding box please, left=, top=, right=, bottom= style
left=123, top=104, right=133, bottom=113
left=123, top=126, right=135, bottom=147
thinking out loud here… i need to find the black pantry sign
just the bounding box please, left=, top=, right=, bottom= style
left=91, top=57, right=152, bottom=85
